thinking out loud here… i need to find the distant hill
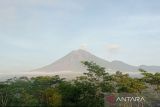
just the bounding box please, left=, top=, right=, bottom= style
left=35, top=49, right=160, bottom=73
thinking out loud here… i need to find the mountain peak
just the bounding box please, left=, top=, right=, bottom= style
left=35, top=50, right=160, bottom=73
left=69, top=49, right=92, bottom=57
left=71, top=49, right=89, bottom=53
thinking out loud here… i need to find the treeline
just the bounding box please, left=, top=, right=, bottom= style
left=0, top=61, right=160, bottom=107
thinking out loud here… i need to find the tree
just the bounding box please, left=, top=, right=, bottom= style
left=71, top=61, right=114, bottom=107
left=113, top=71, right=146, bottom=93
left=0, top=83, right=10, bottom=107
left=0, top=62, right=159, bottom=107
left=42, top=88, right=62, bottom=107
left=58, top=81, right=81, bottom=107
left=140, top=69, right=160, bottom=93
left=82, top=61, right=114, bottom=92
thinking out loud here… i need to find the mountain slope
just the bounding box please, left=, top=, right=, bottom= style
left=35, top=49, right=160, bottom=73
left=36, top=49, right=110, bottom=72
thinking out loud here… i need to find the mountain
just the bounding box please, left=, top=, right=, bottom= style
left=35, top=49, right=160, bottom=73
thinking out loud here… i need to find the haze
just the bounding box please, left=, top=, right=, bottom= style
left=0, top=0, right=160, bottom=72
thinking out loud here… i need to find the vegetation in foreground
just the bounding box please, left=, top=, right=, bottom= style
left=0, top=61, right=160, bottom=107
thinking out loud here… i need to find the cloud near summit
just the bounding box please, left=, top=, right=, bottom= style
left=106, top=44, right=121, bottom=54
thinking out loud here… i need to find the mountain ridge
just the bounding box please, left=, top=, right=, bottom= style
left=34, top=49, right=160, bottom=73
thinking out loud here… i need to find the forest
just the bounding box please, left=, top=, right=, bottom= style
left=0, top=61, right=160, bottom=107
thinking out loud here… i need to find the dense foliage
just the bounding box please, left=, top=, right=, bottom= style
left=0, top=61, right=159, bottom=107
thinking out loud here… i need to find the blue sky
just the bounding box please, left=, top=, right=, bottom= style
left=0, top=0, right=160, bottom=72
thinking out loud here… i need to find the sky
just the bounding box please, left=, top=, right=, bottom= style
left=0, top=0, right=160, bottom=72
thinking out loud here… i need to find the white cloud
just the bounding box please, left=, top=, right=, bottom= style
left=80, top=43, right=88, bottom=50
left=106, top=44, right=120, bottom=54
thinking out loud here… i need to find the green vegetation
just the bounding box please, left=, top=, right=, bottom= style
left=0, top=61, right=159, bottom=107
